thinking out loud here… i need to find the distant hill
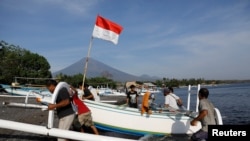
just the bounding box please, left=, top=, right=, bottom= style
left=52, top=58, right=160, bottom=82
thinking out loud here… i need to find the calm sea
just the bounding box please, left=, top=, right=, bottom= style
left=109, top=82, right=250, bottom=141
left=168, top=82, right=250, bottom=125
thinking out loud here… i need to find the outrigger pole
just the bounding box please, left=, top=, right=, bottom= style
left=0, top=119, right=136, bottom=141
left=82, top=36, right=94, bottom=89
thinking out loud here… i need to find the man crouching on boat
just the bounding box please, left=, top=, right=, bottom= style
left=163, top=88, right=180, bottom=112
left=69, top=85, right=99, bottom=135
left=46, top=80, right=75, bottom=141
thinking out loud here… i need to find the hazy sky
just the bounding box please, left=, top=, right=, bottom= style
left=1, top=0, right=250, bottom=80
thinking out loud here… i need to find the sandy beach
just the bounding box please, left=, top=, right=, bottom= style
left=0, top=95, right=57, bottom=141
left=0, top=92, right=194, bottom=141
left=0, top=94, right=137, bottom=141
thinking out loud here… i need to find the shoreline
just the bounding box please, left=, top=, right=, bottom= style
left=0, top=94, right=191, bottom=141
left=0, top=94, right=141, bottom=141
left=0, top=96, right=57, bottom=141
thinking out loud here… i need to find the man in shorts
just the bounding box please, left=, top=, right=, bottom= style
left=70, top=86, right=99, bottom=134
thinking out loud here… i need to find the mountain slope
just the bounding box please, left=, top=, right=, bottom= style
left=52, top=58, right=154, bottom=82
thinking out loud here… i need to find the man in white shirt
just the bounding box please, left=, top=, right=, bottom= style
left=163, top=88, right=180, bottom=111
left=168, top=87, right=183, bottom=107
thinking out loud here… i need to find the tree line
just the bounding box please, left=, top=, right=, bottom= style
left=0, top=40, right=51, bottom=84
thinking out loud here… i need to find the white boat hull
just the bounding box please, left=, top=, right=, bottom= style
left=1, top=84, right=51, bottom=97
left=84, top=99, right=202, bottom=136
left=4, top=87, right=36, bottom=97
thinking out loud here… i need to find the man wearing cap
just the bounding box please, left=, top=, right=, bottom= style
left=163, top=88, right=180, bottom=111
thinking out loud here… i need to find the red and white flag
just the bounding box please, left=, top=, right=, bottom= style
left=92, top=15, right=123, bottom=45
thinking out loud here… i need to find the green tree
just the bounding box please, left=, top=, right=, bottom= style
left=56, top=73, right=84, bottom=87
left=55, top=73, right=117, bottom=89
left=88, top=77, right=116, bottom=89
left=0, top=40, right=52, bottom=84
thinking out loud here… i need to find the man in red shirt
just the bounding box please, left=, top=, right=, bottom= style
left=70, top=86, right=99, bottom=134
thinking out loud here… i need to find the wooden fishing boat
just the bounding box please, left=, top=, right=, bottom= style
left=83, top=83, right=223, bottom=136
left=84, top=99, right=203, bottom=136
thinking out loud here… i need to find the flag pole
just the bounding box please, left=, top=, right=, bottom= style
left=82, top=36, right=94, bottom=90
